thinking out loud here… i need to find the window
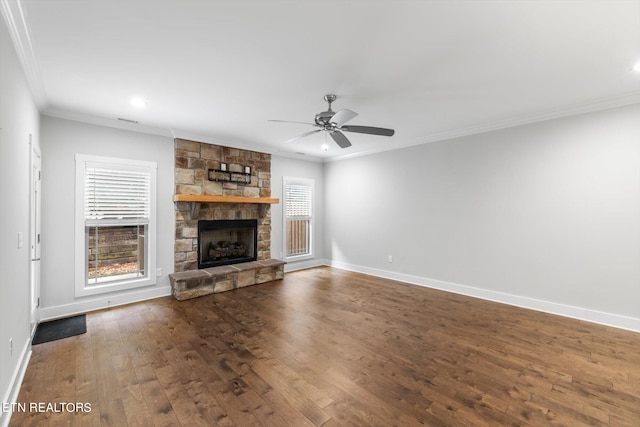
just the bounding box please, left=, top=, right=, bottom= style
left=284, top=177, right=313, bottom=260
left=75, top=155, right=157, bottom=296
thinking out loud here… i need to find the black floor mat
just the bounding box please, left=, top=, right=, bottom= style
left=32, top=314, right=87, bottom=345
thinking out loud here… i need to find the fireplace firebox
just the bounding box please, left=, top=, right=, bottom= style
left=197, top=219, right=258, bottom=269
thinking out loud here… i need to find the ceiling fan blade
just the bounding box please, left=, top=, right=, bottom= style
left=269, top=119, right=317, bottom=126
left=330, top=109, right=358, bottom=127
left=330, top=130, right=352, bottom=148
left=283, top=129, right=322, bottom=144
left=340, top=125, right=394, bottom=137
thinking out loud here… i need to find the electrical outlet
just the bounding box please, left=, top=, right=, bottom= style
left=156, top=268, right=162, bottom=277
left=388, top=255, right=393, bottom=263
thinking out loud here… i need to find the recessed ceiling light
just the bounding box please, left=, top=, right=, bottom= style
left=130, top=97, right=147, bottom=108
left=321, top=143, right=329, bottom=151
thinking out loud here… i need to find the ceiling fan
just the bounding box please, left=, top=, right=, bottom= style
left=269, top=94, right=395, bottom=148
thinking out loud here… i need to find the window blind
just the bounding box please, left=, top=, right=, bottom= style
left=85, top=166, right=150, bottom=225
left=285, top=183, right=312, bottom=217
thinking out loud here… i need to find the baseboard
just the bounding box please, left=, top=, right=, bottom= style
left=39, top=285, right=172, bottom=321
left=0, top=339, right=31, bottom=427
left=284, top=258, right=328, bottom=273
left=329, top=261, right=640, bottom=333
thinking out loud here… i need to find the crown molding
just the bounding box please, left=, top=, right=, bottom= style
left=42, top=110, right=174, bottom=138
left=324, top=91, right=640, bottom=163
left=414, top=90, right=640, bottom=146
left=44, top=89, right=640, bottom=165
left=271, top=149, right=324, bottom=163
left=1, top=0, right=46, bottom=109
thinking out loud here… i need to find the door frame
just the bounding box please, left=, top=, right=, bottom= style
left=29, top=136, right=41, bottom=335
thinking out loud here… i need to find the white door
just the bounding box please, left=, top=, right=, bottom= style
left=30, top=141, right=41, bottom=334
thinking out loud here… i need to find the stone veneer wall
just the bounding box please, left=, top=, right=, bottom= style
left=174, top=138, right=272, bottom=272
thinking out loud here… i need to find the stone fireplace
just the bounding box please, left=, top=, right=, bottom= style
left=169, top=139, right=284, bottom=300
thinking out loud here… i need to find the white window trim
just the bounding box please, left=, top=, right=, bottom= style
left=75, top=154, right=157, bottom=297
left=283, top=176, right=314, bottom=262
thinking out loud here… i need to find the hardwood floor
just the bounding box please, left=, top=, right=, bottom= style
left=10, top=267, right=640, bottom=426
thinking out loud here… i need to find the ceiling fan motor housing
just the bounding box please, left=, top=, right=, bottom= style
left=315, top=94, right=337, bottom=126
left=315, top=110, right=335, bottom=126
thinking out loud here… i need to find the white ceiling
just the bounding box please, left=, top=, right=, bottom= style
left=6, top=0, right=640, bottom=161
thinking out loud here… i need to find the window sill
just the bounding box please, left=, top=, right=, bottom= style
left=76, top=276, right=156, bottom=297
left=285, top=253, right=314, bottom=262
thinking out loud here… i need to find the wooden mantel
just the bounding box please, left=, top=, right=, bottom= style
left=174, top=194, right=279, bottom=217
left=173, top=194, right=279, bottom=204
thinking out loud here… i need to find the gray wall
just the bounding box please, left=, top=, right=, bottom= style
left=39, top=116, right=175, bottom=317
left=324, top=103, right=640, bottom=327
left=0, top=15, right=40, bottom=422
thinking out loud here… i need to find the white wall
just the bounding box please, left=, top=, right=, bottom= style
left=0, top=14, right=40, bottom=426
left=271, top=155, right=325, bottom=270
left=39, top=116, right=175, bottom=318
left=324, top=103, right=640, bottom=330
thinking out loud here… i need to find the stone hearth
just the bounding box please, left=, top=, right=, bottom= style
left=170, top=259, right=285, bottom=301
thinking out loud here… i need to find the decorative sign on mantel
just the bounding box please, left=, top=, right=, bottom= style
left=208, top=166, right=251, bottom=184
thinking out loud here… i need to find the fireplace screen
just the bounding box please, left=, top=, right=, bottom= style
left=198, top=219, right=257, bottom=268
